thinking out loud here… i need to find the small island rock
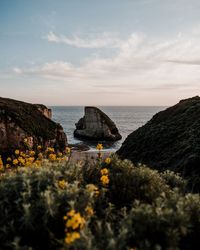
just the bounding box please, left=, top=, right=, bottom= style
left=74, top=107, right=122, bottom=141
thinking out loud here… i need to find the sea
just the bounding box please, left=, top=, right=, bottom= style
left=51, top=106, right=166, bottom=151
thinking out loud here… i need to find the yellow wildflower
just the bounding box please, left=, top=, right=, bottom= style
left=24, top=138, right=28, bottom=144
left=20, top=152, right=26, bottom=157
left=96, top=143, right=103, bottom=150
left=66, top=212, right=85, bottom=230
left=86, top=184, right=99, bottom=197
left=37, top=145, right=42, bottom=150
left=65, top=147, right=71, bottom=154
left=105, top=157, right=111, bottom=165
left=18, top=157, right=25, bottom=166
left=85, top=206, right=94, bottom=216
left=49, top=153, right=56, bottom=161
left=15, top=149, right=20, bottom=155
left=65, top=232, right=80, bottom=244
left=6, top=164, right=10, bottom=169
left=7, top=157, right=12, bottom=162
left=47, top=147, right=54, bottom=153
left=57, top=152, right=63, bottom=157
left=13, top=159, right=19, bottom=165
left=101, top=168, right=109, bottom=175
left=67, top=209, right=76, bottom=217
left=100, top=175, right=109, bottom=186
left=58, top=180, right=67, bottom=189
left=29, top=150, right=35, bottom=156
left=38, top=153, right=43, bottom=159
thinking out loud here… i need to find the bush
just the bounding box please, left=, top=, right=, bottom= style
left=0, top=155, right=199, bottom=250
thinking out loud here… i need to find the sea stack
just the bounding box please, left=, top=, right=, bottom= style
left=117, top=96, right=200, bottom=191
left=74, top=106, right=122, bottom=141
left=0, top=97, right=67, bottom=155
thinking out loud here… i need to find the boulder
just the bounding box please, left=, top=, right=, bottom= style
left=117, top=96, right=200, bottom=192
left=0, top=97, right=67, bottom=155
left=74, top=107, right=122, bottom=141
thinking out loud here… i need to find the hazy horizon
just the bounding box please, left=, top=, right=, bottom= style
left=1, top=0, right=200, bottom=106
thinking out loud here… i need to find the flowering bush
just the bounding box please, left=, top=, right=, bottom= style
left=0, top=149, right=199, bottom=250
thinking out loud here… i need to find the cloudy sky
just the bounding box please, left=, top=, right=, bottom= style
left=1, top=0, right=200, bottom=106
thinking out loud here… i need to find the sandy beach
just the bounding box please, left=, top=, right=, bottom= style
left=69, top=150, right=114, bottom=164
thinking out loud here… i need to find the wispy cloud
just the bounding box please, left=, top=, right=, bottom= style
left=11, top=29, right=200, bottom=105
left=46, top=31, right=122, bottom=48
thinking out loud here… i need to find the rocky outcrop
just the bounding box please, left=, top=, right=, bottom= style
left=117, top=96, right=200, bottom=192
left=34, top=104, right=52, bottom=119
left=0, top=97, right=67, bottom=155
left=74, top=107, right=122, bottom=141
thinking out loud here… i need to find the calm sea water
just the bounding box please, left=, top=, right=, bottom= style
left=50, top=106, right=166, bottom=151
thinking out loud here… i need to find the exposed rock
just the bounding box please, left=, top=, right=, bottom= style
left=0, top=97, right=67, bottom=155
left=74, top=107, right=122, bottom=141
left=69, top=143, right=90, bottom=151
left=117, top=96, right=200, bottom=192
left=34, top=104, right=52, bottom=119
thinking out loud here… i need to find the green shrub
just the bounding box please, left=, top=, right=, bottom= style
left=0, top=155, right=199, bottom=250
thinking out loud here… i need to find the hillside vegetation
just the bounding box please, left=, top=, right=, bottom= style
left=0, top=146, right=199, bottom=250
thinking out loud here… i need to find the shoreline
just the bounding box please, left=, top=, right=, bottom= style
left=69, top=150, right=113, bottom=164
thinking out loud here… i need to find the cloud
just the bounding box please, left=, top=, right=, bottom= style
left=12, top=30, right=200, bottom=103
left=46, top=31, right=122, bottom=48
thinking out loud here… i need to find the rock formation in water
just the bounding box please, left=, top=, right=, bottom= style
left=74, top=107, right=122, bottom=141
left=0, top=97, right=67, bottom=155
left=117, top=96, right=200, bottom=192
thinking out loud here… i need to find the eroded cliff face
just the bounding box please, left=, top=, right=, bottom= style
left=74, top=107, right=122, bottom=141
left=0, top=97, right=67, bottom=155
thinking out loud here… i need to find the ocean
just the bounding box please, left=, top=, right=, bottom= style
left=51, top=106, right=166, bottom=151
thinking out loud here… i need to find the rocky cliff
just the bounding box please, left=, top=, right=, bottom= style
left=34, top=104, right=52, bottom=119
left=74, top=107, right=122, bottom=141
left=0, top=97, right=67, bottom=155
left=117, top=96, right=200, bottom=192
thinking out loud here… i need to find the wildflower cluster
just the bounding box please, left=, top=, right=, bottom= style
left=0, top=139, right=71, bottom=172
left=96, top=143, right=103, bottom=159
left=63, top=209, right=85, bottom=244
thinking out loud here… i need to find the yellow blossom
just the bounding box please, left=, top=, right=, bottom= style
left=65, top=232, right=80, bottom=244
left=58, top=180, right=67, bottom=189
left=29, top=150, right=35, bottom=156
left=38, top=153, right=43, bottom=159
left=65, top=147, right=71, bottom=154
left=20, top=152, right=26, bottom=157
left=15, top=149, right=20, bottom=155
left=57, top=152, right=63, bottom=157
left=7, top=157, right=12, bottom=162
left=86, top=184, right=99, bottom=197
left=100, top=168, right=109, bottom=175
left=67, top=209, right=76, bottom=217
left=105, top=157, right=111, bottom=165
left=66, top=212, right=85, bottom=230
left=100, top=175, right=109, bottom=186
left=13, top=159, right=19, bottom=165
left=24, top=138, right=28, bottom=144
left=85, top=206, right=94, bottom=216
left=18, top=157, right=25, bottom=166
left=37, top=145, right=42, bottom=150
left=49, top=153, right=56, bottom=161
left=6, top=164, right=10, bottom=169
left=47, top=147, right=54, bottom=153
left=96, top=143, right=103, bottom=150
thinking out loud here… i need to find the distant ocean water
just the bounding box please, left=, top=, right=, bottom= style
left=50, top=106, right=166, bottom=151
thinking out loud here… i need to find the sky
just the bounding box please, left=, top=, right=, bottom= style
left=1, top=0, right=200, bottom=106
